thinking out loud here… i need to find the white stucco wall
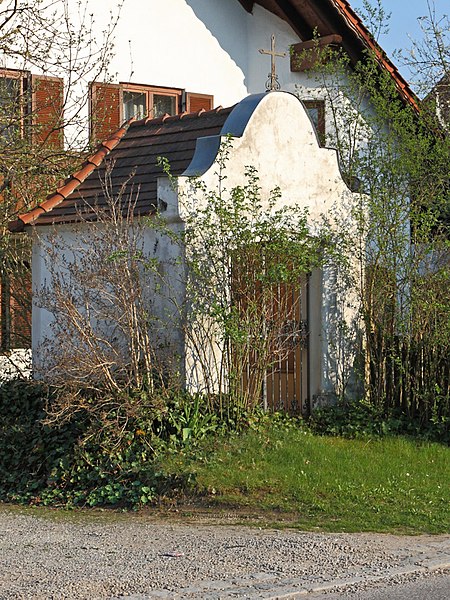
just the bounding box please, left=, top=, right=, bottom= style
left=196, top=93, right=350, bottom=220
left=87, top=0, right=299, bottom=106
left=175, top=92, right=359, bottom=399
left=31, top=212, right=187, bottom=381
left=77, top=0, right=373, bottom=152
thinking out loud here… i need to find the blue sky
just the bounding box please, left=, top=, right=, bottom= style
left=351, top=0, right=448, bottom=86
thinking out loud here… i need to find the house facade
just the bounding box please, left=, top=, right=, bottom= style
left=11, top=91, right=359, bottom=412
left=0, top=1, right=417, bottom=146
left=0, top=69, right=64, bottom=354
left=86, top=0, right=418, bottom=151
left=429, top=73, right=450, bottom=129
left=5, top=0, right=421, bottom=406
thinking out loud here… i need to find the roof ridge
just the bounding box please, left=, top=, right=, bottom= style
left=129, top=105, right=229, bottom=129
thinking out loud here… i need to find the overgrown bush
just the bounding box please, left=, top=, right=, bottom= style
left=0, top=380, right=221, bottom=508
left=0, top=380, right=80, bottom=503
left=295, top=27, right=450, bottom=419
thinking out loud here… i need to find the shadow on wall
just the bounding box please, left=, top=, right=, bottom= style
left=186, top=0, right=249, bottom=90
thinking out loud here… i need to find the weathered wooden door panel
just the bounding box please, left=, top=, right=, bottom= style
left=238, top=270, right=309, bottom=415
left=264, top=278, right=308, bottom=414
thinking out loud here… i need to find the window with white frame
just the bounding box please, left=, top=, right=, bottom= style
left=122, top=83, right=182, bottom=120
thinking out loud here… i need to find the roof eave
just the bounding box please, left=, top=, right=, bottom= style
left=254, top=0, right=419, bottom=112
left=8, top=118, right=135, bottom=233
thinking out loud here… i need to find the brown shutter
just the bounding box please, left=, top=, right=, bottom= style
left=185, top=92, right=214, bottom=113
left=89, top=82, right=123, bottom=145
left=31, top=74, right=64, bottom=149
left=10, top=269, right=31, bottom=349
left=0, top=277, right=6, bottom=351
left=0, top=172, right=5, bottom=206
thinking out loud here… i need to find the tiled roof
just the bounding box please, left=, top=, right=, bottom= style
left=9, top=106, right=234, bottom=231
left=330, top=0, right=418, bottom=111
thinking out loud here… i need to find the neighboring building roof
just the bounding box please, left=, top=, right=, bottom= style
left=239, top=0, right=418, bottom=111
left=9, top=105, right=234, bottom=231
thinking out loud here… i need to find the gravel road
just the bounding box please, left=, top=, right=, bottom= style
left=0, top=506, right=449, bottom=599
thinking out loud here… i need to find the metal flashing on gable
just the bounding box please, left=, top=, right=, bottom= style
left=220, top=92, right=267, bottom=137
left=182, top=135, right=223, bottom=177
left=182, top=93, right=269, bottom=177
left=237, top=0, right=254, bottom=13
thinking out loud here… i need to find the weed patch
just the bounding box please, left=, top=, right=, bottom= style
left=1, top=381, right=449, bottom=534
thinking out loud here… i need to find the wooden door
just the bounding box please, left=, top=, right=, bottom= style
left=264, top=278, right=308, bottom=415
left=234, top=251, right=309, bottom=415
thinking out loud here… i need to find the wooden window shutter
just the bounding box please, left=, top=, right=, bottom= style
left=185, top=92, right=214, bottom=113
left=10, top=270, right=31, bottom=349
left=31, top=74, right=64, bottom=149
left=0, top=172, right=5, bottom=206
left=89, top=82, right=123, bottom=145
left=0, top=276, right=7, bottom=351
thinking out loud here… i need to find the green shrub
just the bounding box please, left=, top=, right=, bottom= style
left=0, top=380, right=81, bottom=503
left=308, top=399, right=450, bottom=443
left=3, top=379, right=446, bottom=511
left=0, top=381, right=215, bottom=508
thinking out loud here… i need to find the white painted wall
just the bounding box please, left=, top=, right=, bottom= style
left=89, top=0, right=343, bottom=111
left=31, top=92, right=360, bottom=401
left=31, top=214, right=187, bottom=382
left=175, top=92, right=359, bottom=399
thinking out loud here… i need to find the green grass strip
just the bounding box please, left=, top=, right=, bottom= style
left=162, top=425, right=450, bottom=534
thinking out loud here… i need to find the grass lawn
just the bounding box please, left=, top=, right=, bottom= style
left=160, top=423, right=450, bottom=534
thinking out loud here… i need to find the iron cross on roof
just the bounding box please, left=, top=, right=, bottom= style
left=259, top=34, right=286, bottom=91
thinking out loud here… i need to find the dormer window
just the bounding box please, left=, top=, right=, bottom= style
left=123, top=90, right=146, bottom=120
left=122, top=83, right=182, bottom=121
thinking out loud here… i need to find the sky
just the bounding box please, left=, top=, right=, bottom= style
left=351, top=0, right=448, bottom=89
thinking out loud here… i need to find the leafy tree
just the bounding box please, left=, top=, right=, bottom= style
left=295, top=0, right=450, bottom=422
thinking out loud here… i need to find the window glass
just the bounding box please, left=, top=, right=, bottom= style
left=307, top=107, right=319, bottom=129
left=0, top=77, right=20, bottom=141
left=153, top=94, right=176, bottom=118
left=303, top=100, right=325, bottom=146
left=123, top=90, right=146, bottom=120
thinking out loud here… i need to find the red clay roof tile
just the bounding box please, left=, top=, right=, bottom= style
left=39, top=193, right=66, bottom=213
left=17, top=206, right=46, bottom=226
left=9, top=107, right=234, bottom=231
left=72, top=163, right=96, bottom=184
left=8, top=118, right=135, bottom=232
left=87, top=146, right=113, bottom=167
left=322, top=0, right=419, bottom=111
left=55, top=177, right=83, bottom=199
